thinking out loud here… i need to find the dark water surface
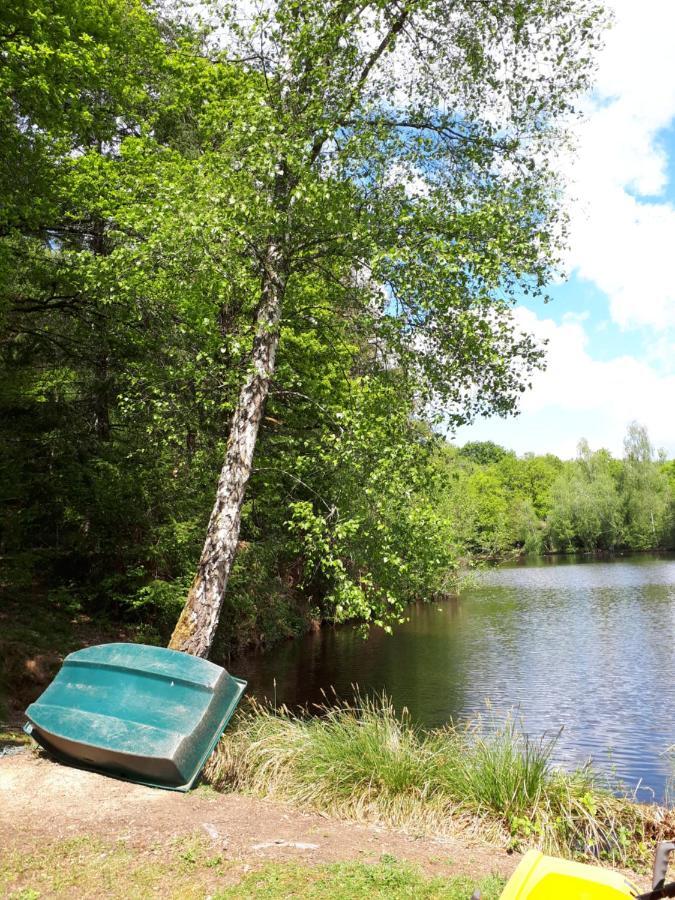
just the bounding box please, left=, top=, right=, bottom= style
left=232, top=555, right=675, bottom=803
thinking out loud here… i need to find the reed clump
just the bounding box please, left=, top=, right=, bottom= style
left=204, top=694, right=674, bottom=871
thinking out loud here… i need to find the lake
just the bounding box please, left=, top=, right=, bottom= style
left=234, top=554, right=675, bottom=803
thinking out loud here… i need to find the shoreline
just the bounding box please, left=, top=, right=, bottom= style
left=0, top=751, right=656, bottom=898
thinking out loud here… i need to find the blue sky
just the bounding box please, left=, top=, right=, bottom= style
left=454, top=0, right=675, bottom=460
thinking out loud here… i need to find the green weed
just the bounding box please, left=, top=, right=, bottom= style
left=0, top=835, right=502, bottom=900
left=217, top=859, right=505, bottom=899
left=206, top=695, right=674, bottom=870
left=0, top=833, right=223, bottom=899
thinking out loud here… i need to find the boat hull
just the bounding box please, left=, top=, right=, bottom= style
left=24, top=643, right=246, bottom=791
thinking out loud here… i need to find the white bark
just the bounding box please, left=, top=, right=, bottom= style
left=169, top=10, right=412, bottom=658
left=169, top=237, right=286, bottom=657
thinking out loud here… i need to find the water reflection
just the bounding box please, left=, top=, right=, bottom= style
left=232, top=554, right=675, bottom=803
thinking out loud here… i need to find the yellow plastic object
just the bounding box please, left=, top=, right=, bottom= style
left=500, top=850, right=640, bottom=899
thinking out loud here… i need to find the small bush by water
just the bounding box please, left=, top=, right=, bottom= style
left=206, top=695, right=674, bottom=870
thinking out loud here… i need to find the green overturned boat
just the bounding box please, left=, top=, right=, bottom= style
left=23, top=643, right=246, bottom=791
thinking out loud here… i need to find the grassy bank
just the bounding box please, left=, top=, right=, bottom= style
left=0, top=834, right=504, bottom=899
left=206, top=696, right=674, bottom=872
left=221, top=861, right=505, bottom=899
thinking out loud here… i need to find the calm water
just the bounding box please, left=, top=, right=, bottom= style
left=233, top=555, right=675, bottom=803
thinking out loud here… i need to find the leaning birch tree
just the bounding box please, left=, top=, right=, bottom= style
left=167, top=0, right=603, bottom=657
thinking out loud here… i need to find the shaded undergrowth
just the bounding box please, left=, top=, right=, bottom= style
left=206, top=695, right=674, bottom=871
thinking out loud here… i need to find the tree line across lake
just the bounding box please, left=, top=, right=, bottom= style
left=443, top=426, right=675, bottom=559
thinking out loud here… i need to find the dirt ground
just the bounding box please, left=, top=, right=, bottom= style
left=1, top=751, right=517, bottom=876
left=1, top=750, right=653, bottom=898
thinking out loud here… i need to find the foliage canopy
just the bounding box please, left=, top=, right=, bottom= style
left=0, top=0, right=628, bottom=651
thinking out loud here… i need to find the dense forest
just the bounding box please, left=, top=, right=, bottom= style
left=1, top=0, right=641, bottom=658
left=441, top=427, right=675, bottom=558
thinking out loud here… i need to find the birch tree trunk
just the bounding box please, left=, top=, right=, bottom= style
left=168, top=8, right=412, bottom=658
left=169, top=234, right=288, bottom=657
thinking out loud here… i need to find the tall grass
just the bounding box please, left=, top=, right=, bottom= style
left=205, top=695, right=674, bottom=870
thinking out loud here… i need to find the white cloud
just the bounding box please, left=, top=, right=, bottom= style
left=563, top=0, right=675, bottom=331
left=457, top=2, right=675, bottom=457
left=455, top=307, right=675, bottom=458
left=561, top=310, right=590, bottom=325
